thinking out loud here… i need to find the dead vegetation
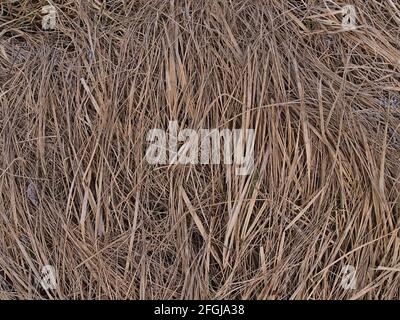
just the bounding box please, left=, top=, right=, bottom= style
left=0, top=0, right=400, bottom=299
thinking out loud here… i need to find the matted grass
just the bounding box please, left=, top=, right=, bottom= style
left=0, top=0, right=400, bottom=299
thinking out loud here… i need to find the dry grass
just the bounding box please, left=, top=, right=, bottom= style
left=0, top=0, right=400, bottom=300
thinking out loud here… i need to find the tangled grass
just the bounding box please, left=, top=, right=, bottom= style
left=0, top=0, right=400, bottom=299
